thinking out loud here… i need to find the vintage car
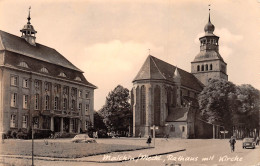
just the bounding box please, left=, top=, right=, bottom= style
left=242, top=138, right=255, bottom=149
left=71, top=134, right=97, bottom=143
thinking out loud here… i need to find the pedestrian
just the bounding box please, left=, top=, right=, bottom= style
left=139, top=132, right=141, bottom=138
left=146, top=136, right=152, bottom=147
left=256, top=136, right=259, bottom=146
left=229, top=136, right=236, bottom=152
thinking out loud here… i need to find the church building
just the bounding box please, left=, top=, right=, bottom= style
left=132, top=11, right=228, bottom=138
left=0, top=9, right=96, bottom=135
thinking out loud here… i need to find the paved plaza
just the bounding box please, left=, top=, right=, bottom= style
left=0, top=138, right=259, bottom=166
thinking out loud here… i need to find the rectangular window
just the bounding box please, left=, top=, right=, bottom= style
left=63, top=86, right=68, bottom=95
left=35, top=80, right=40, bottom=89
left=85, top=91, right=89, bottom=99
left=10, top=115, right=16, bottom=128
left=35, top=94, right=39, bottom=110
left=78, top=103, right=82, bottom=111
left=85, top=104, right=89, bottom=115
left=44, top=82, right=50, bottom=91
left=71, top=88, right=77, bottom=96
left=45, top=95, right=50, bottom=110
left=182, top=126, right=185, bottom=132
left=85, top=120, right=90, bottom=130
left=23, top=95, right=28, bottom=109
left=11, top=76, right=18, bottom=86
left=11, top=93, right=17, bottom=107
left=79, top=90, right=82, bottom=98
left=23, top=79, right=28, bottom=88
left=54, top=97, right=59, bottom=110
left=72, top=100, right=75, bottom=110
left=63, top=98, right=67, bottom=110
left=22, top=115, right=28, bottom=128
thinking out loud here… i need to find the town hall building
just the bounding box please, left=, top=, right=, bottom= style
left=132, top=11, right=228, bottom=138
left=0, top=9, right=96, bottom=135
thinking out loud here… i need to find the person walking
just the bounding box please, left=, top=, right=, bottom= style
left=139, top=132, right=141, bottom=138
left=256, top=136, right=259, bottom=146
left=146, top=136, right=152, bottom=147
left=229, top=136, right=236, bottom=152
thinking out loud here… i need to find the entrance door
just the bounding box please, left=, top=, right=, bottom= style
left=54, top=117, right=61, bottom=132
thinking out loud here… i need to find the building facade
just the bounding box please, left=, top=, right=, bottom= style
left=0, top=10, right=96, bottom=134
left=132, top=12, right=227, bottom=138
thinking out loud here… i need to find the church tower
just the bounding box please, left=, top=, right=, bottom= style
left=20, top=7, right=37, bottom=46
left=191, top=8, right=228, bottom=86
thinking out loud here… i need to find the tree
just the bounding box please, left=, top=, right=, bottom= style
left=198, top=78, right=236, bottom=130
left=94, top=111, right=107, bottom=131
left=99, top=85, right=132, bottom=132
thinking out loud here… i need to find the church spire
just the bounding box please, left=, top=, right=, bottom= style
left=27, top=6, right=31, bottom=25
left=20, top=6, right=37, bottom=46
left=204, top=5, right=215, bottom=34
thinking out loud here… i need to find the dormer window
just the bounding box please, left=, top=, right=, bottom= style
left=18, top=62, right=29, bottom=68
left=75, top=77, right=82, bottom=81
left=40, top=67, right=49, bottom=73
left=59, top=72, right=66, bottom=77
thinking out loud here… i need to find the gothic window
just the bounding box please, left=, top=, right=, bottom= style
left=206, top=64, right=208, bottom=71
left=140, top=85, right=146, bottom=125
left=210, top=64, right=213, bottom=70
left=197, top=65, right=200, bottom=71
left=201, top=65, right=204, bottom=71
left=154, top=86, right=161, bottom=126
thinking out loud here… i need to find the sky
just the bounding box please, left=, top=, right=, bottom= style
left=0, top=0, right=259, bottom=110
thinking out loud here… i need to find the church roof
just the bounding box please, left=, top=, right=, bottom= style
left=193, top=50, right=224, bottom=62
left=133, top=55, right=204, bottom=91
left=166, top=107, right=188, bottom=122
left=0, top=30, right=82, bottom=72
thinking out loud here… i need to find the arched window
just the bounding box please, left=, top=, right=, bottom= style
left=18, top=62, right=29, bottom=68
left=206, top=64, right=208, bottom=71
left=154, top=86, right=161, bottom=126
left=210, top=64, right=213, bottom=70
left=140, top=85, right=146, bottom=125
left=40, top=67, right=49, bottom=73
left=59, top=72, right=66, bottom=77
left=75, top=77, right=82, bottom=81
left=201, top=65, right=204, bottom=71
left=197, top=65, right=200, bottom=71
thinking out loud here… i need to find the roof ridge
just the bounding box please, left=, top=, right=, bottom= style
left=150, top=56, right=167, bottom=79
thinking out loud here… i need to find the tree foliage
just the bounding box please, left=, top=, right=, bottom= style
left=198, top=79, right=236, bottom=128
left=99, top=85, right=132, bottom=132
left=94, top=111, right=107, bottom=131
left=198, top=79, right=260, bottom=131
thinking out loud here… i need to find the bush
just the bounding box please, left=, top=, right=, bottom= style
left=34, top=129, right=52, bottom=139
left=98, top=129, right=109, bottom=138
left=17, top=132, right=27, bottom=139
left=6, top=130, right=12, bottom=139
left=11, top=131, right=17, bottom=139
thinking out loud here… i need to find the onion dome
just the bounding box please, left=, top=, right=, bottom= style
left=204, top=11, right=215, bottom=34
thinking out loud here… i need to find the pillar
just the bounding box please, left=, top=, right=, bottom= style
left=69, top=118, right=72, bottom=133
left=60, top=117, right=63, bottom=133
left=144, top=84, right=152, bottom=137
left=132, top=87, right=137, bottom=137
left=50, top=117, right=54, bottom=131
left=78, top=119, right=81, bottom=133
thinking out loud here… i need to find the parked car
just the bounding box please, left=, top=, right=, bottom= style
left=242, top=138, right=255, bottom=149
left=71, top=134, right=97, bottom=143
